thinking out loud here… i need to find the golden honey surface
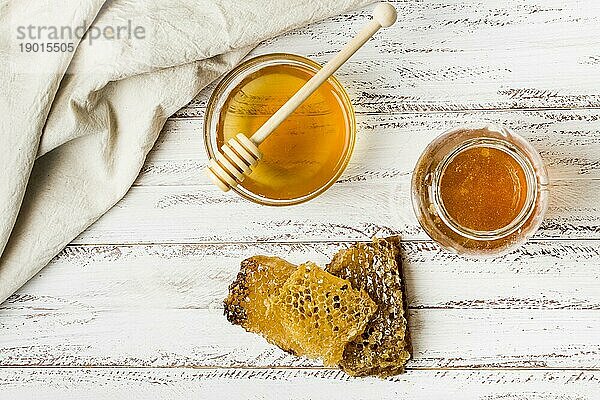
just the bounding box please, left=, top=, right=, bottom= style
left=216, top=63, right=352, bottom=201
left=439, top=146, right=528, bottom=232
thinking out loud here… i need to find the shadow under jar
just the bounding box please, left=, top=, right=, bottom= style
left=204, top=53, right=356, bottom=206
left=411, top=124, right=549, bottom=256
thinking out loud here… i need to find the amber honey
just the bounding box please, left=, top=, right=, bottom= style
left=208, top=54, right=355, bottom=204
left=412, top=126, right=549, bottom=256
left=439, top=146, right=528, bottom=233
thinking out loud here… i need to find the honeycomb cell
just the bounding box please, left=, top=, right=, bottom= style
left=326, top=237, right=411, bottom=377
left=270, top=262, right=377, bottom=366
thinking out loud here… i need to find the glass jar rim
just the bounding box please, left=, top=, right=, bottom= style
left=203, top=53, right=356, bottom=206
left=411, top=123, right=550, bottom=256
left=430, top=137, right=539, bottom=241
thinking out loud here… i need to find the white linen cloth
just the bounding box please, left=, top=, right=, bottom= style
left=0, top=0, right=372, bottom=304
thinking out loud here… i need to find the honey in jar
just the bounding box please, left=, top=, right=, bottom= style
left=205, top=54, right=355, bottom=205
left=438, top=146, right=528, bottom=233
left=412, top=125, right=549, bottom=256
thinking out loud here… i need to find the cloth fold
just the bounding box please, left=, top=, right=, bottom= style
left=0, top=0, right=372, bottom=304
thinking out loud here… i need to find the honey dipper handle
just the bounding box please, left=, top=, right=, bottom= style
left=249, top=2, right=397, bottom=145
left=204, top=3, right=397, bottom=192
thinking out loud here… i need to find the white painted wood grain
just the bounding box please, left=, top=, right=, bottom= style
left=3, top=240, right=598, bottom=371
left=4, top=0, right=600, bottom=396
left=138, top=110, right=600, bottom=187
left=67, top=180, right=600, bottom=245
left=3, top=241, right=600, bottom=312
left=83, top=110, right=600, bottom=246
left=0, top=308, right=599, bottom=369
left=175, top=0, right=600, bottom=117
left=1, top=368, right=598, bottom=400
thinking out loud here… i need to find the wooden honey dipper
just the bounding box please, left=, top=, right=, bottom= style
left=205, top=3, right=397, bottom=192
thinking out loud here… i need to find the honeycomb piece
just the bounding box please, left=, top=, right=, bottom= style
left=326, top=237, right=411, bottom=377
left=224, top=256, right=302, bottom=354
left=270, top=262, right=377, bottom=366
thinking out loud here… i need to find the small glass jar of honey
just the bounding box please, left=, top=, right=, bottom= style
left=204, top=53, right=356, bottom=206
left=412, top=124, right=549, bottom=256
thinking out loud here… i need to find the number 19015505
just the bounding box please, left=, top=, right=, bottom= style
left=19, top=42, right=75, bottom=53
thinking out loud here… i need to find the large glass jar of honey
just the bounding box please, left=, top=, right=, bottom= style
left=204, top=53, right=356, bottom=206
left=411, top=124, right=549, bottom=256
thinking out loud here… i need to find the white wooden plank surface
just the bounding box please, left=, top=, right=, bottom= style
left=2, top=369, right=599, bottom=400
left=139, top=110, right=600, bottom=187
left=3, top=0, right=600, bottom=397
left=175, top=0, right=600, bottom=117
left=68, top=180, right=600, bottom=244
left=1, top=309, right=599, bottom=369
left=0, top=368, right=600, bottom=400
left=2, top=241, right=599, bottom=371
left=2, top=241, right=599, bottom=312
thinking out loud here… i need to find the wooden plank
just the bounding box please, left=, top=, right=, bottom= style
left=0, top=308, right=598, bottom=369
left=69, top=178, right=600, bottom=244
left=3, top=240, right=600, bottom=312
left=174, top=0, right=600, bottom=117
left=138, top=110, right=600, bottom=186
left=1, top=368, right=599, bottom=399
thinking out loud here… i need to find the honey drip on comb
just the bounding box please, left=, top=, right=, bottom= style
left=216, top=64, right=351, bottom=200
left=439, top=146, right=528, bottom=232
